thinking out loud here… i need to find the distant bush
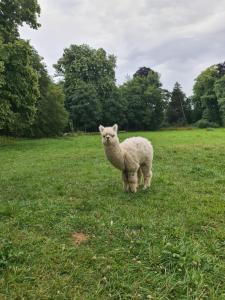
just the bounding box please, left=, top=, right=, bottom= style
left=194, top=119, right=219, bottom=128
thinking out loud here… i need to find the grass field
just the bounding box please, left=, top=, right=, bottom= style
left=0, top=129, right=225, bottom=299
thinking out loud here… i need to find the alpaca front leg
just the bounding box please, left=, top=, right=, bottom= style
left=141, top=165, right=153, bottom=190
left=122, top=171, right=129, bottom=192
left=145, top=170, right=153, bottom=189
left=137, top=168, right=142, bottom=187
left=127, top=171, right=138, bottom=193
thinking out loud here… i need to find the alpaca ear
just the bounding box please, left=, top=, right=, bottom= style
left=112, top=124, right=118, bottom=132
left=99, top=125, right=104, bottom=133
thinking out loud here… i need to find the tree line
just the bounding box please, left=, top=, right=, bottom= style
left=0, top=0, right=225, bottom=137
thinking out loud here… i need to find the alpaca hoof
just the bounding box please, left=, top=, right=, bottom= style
left=123, top=184, right=129, bottom=192
left=130, top=186, right=137, bottom=193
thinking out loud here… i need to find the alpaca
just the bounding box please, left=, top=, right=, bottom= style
left=99, top=124, right=153, bottom=193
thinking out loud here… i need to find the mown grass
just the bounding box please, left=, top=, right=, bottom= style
left=0, top=129, right=225, bottom=299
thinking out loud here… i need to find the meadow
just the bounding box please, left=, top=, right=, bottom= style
left=0, top=129, right=225, bottom=299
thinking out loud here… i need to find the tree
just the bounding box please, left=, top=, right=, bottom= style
left=0, top=40, right=39, bottom=135
left=26, top=48, right=68, bottom=137
left=160, top=89, right=171, bottom=126
left=192, top=65, right=221, bottom=126
left=214, top=75, right=225, bottom=126
left=65, top=81, right=101, bottom=132
left=54, top=44, right=118, bottom=131
left=0, top=0, right=42, bottom=135
left=102, top=86, right=127, bottom=128
left=0, top=39, right=8, bottom=130
left=167, top=82, right=191, bottom=125
left=0, top=0, right=40, bottom=42
left=134, top=67, right=154, bottom=78
left=54, top=45, right=116, bottom=87
left=120, top=67, right=164, bottom=130
left=30, top=82, right=68, bottom=137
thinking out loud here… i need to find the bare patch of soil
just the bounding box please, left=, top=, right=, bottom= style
left=72, top=232, right=89, bottom=245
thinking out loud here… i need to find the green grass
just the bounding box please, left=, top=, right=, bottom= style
left=0, top=129, right=225, bottom=300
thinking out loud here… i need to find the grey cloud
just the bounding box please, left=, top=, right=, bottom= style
left=48, top=0, right=83, bottom=13
left=20, top=0, right=225, bottom=95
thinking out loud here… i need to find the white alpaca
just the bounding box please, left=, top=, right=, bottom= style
left=99, top=124, right=153, bottom=193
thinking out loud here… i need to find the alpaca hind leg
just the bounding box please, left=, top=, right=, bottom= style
left=141, top=164, right=153, bottom=190
left=137, top=168, right=142, bottom=187
left=127, top=171, right=138, bottom=193
left=122, top=171, right=129, bottom=192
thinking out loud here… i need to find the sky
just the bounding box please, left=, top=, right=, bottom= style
left=20, top=0, right=225, bottom=95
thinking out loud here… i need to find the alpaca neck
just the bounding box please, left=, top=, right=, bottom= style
left=104, top=142, right=125, bottom=171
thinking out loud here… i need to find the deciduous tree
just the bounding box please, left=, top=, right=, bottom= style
left=193, top=65, right=221, bottom=126
left=54, top=44, right=119, bottom=131
left=0, top=40, right=39, bottom=135
left=0, top=0, right=40, bottom=42
left=120, top=68, right=164, bottom=130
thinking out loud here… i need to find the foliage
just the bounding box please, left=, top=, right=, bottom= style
left=54, top=44, right=122, bottom=131
left=0, top=40, right=68, bottom=137
left=217, top=62, right=225, bottom=77
left=54, top=44, right=116, bottom=85
left=65, top=80, right=101, bottom=132
left=0, top=130, right=225, bottom=298
left=0, top=41, right=5, bottom=88
left=194, top=119, right=219, bottom=128
left=133, top=66, right=155, bottom=78
left=0, top=40, right=39, bottom=136
left=201, top=95, right=221, bottom=124
left=0, top=2, right=68, bottom=138
left=192, top=65, right=223, bottom=125
left=0, top=0, right=41, bottom=42
left=167, top=82, right=192, bottom=125
left=214, top=75, right=225, bottom=126
left=101, top=86, right=127, bottom=128
left=120, top=68, right=164, bottom=130
left=30, top=82, right=68, bottom=137
left=27, top=48, right=68, bottom=137
left=0, top=0, right=44, bottom=136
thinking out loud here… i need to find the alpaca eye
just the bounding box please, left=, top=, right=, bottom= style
left=111, top=135, right=115, bottom=137
left=103, top=135, right=106, bottom=138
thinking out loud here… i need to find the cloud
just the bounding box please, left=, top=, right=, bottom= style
left=20, top=0, right=225, bottom=95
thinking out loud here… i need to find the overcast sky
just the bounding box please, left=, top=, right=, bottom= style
left=20, top=0, right=225, bottom=95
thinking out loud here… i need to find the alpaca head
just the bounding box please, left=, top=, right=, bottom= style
left=99, top=124, right=119, bottom=146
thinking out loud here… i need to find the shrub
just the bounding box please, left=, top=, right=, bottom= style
left=194, top=119, right=219, bottom=128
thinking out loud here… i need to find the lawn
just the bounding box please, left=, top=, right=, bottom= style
left=0, top=129, right=225, bottom=299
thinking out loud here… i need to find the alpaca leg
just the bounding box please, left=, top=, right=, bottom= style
left=141, top=164, right=153, bottom=190
left=137, top=168, right=142, bottom=187
left=127, top=171, right=138, bottom=193
left=122, top=171, right=129, bottom=192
